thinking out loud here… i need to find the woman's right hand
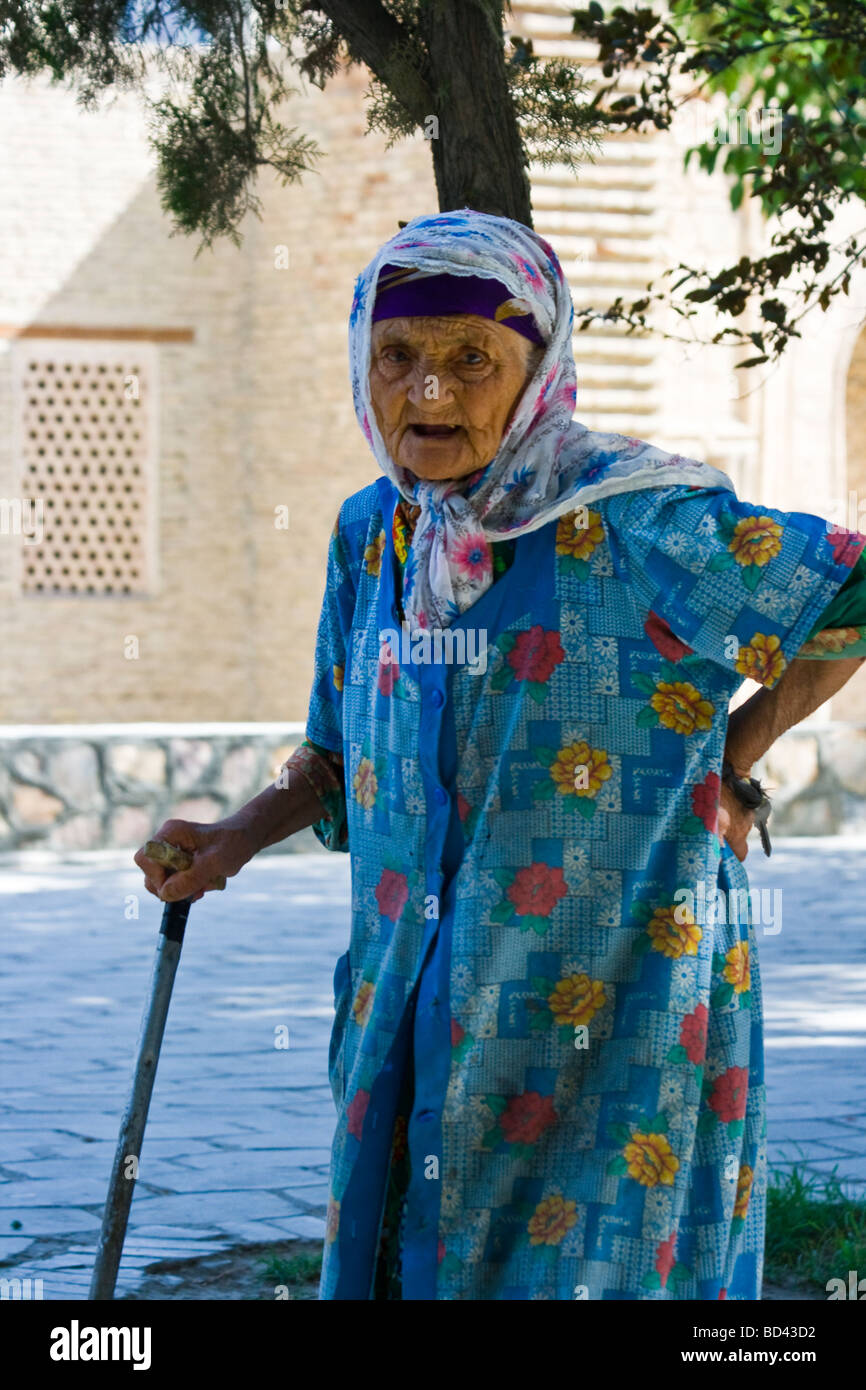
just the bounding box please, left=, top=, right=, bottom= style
left=133, top=813, right=261, bottom=904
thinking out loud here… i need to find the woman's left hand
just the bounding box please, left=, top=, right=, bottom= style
left=718, top=780, right=755, bottom=862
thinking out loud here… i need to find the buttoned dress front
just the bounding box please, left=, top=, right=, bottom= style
left=305, top=470, right=864, bottom=1301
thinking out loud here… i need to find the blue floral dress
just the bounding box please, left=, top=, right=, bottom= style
left=306, top=474, right=865, bottom=1300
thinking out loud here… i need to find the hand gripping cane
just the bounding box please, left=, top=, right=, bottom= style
left=88, top=840, right=226, bottom=1300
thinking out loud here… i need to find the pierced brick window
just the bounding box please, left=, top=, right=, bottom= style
left=12, top=341, right=156, bottom=596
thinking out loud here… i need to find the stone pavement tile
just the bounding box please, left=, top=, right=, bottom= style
left=0, top=1179, right=114, bottom=1207
left=126, top=1191, right=306, bottom=1226
left=0, top=1208, right=101, bottom=1235
left=274, top=1181, right=329, bottom=1208
left=125, top=1224, right=227, bottom=1240
left=0, top=1236, right=36, bottom=1260
left=767, top=1140, right=863, bottom=1162
left=269, top=1215, right=327, bottom=1240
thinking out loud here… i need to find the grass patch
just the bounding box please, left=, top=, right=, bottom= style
left=259, top=1249, right=323, bottom=1289
left=766, top=1165, right=866, bottom=1291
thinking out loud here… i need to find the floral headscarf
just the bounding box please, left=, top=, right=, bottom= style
left=350, top=208, right=735, bottom=630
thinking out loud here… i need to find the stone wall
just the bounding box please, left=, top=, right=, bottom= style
left=0, top=723, right=319, bottom=854
left=1, top=721, right=864, bottom=856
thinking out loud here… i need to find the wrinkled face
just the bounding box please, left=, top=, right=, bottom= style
left=369, top=314, right=540, bottom=482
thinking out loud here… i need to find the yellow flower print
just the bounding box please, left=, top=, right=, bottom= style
left=555, top=508, right=604, bottom=562
left=734, top=1164, right=754, bottom=1220
left=647, top=904, right=702, bottom=960
left=623, top=1131, right=679, bottom=1187
left=352, top=980, right=375, bottom=1026
left=729, top=515, right=783, bottom=568
left=735, top=633, right=785, bottom=685
left=527, top=1194, right=578, bottom=1246
left=550, top=740, right=612, bottom=798
left=333, top=664, right=344, bottom=694
left=799, top=626, right=863, bottom=656
left=650, top=680, right=715, bottom=735
left=353, top=756, right=378, bottom=808
left=548, top=972, right=607, bottom=1027
left=723, top=941, right=750, bottom=994
left=364, top=529, right=386, bottom=577
left=325, top=1196, right=340, bottom=1244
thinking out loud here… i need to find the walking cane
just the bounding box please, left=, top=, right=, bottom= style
left=88, top=839, right=225, bottom=1301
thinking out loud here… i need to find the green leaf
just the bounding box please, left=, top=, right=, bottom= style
left=707, top=552, right=734, bottom=572
left=606, top=1155, right=628, bottom=1176
left=635, top=706, right=659, bottom=728
left=631, top=899, right=654, bottom=922
left=530, top=975, right=556, bottom=995
left=647, top=1113, right=668, bottom=1134
left=697, top=1111, right=717, bottom=1136
left=521, top=915, right=549, bottom=935
left=532, top=779, right=556, bottom=800
left=711, top=983, right=735, bottom=1009
left=631, top=671, right=656, bottom=693
left=496, top=633, right=516, bottom=654
left=607, top=1122, right=632, bottom=1146
left=480, top=1128, right=502, bottom=1150
left=485, top=1095, right=507, bottom=1116
left=492, top=868, right=515, bottom=889
left=527, top=682, right=549, bottom=703
left=509, top=1143, right=536, bottom=1162
left=742, top=565, right=763, bottom=592
left=659, top=660, right=682, bottom=683
left=642, top=1269, right=662, bottom=1289
left=681, top=814, right=704, bottom=834
left=711, top=951, right=727, bottom=971
left=694, top=1065, right=704, bottom=1089
left=632, top=932, right=652, bottom=955
left=738, top=990, right=752, bottom=1010
left=532, top=745, right=558, bottom=766
left=667, top=1044, right=688, bottom=1063
left=727, top=1119, right=745, bottom=1139
left=489, top=901, right=516, bottom=925
left=573, top=796, right=596, bottom=820
left=529, top=1011, right=552, bottom=1032
left=490, top=667, right=514, bottom=693
left=670, top=1262, right=691, bottom=1281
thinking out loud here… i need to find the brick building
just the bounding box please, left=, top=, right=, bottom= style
left=1, top=1, right=865, bottom=848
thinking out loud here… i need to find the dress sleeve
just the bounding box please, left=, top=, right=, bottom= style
left=797, top=549, right=866, bottom=660
left=604, top=483, right=866, bottom=689
left=304, top=513, right=357, bottom=851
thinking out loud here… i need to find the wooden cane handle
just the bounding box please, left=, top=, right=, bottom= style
left=144, top=838, right=227, bottom=891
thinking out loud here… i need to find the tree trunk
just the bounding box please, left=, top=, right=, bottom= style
left=420, top=0, right=533, bottom=226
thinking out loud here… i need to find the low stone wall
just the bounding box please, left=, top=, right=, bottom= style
left=758, top=724, right=866, bottom=836
left=0, top=723, right=313, bottom=854
left=0, top=721, right=864, bottom=854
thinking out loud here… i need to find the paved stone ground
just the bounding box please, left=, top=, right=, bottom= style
left=1, top=839, right=864, bottom=1300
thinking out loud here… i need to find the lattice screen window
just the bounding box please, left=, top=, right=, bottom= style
left=13, top=341, right=156, bottom=596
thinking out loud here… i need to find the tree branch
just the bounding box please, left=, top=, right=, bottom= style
left=308, top=0, right=434, bottom=125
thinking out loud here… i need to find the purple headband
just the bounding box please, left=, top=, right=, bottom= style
left=371, top=262, right=546, bottom=347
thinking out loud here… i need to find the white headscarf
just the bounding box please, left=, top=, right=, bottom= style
left=349, top=208, right=735, bottom=629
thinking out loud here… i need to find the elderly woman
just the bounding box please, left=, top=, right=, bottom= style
left=138, top=209, right=866, bottom=1301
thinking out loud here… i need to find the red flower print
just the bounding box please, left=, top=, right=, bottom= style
left=500, top=1091, right=558, bottom=1146
left=827, top=525, right=866, bottom=567
left=718, top=1288, right=727, bottom=1300
left=457, top=793, right=471, bottom=823
left=507, top=863, right=568, bottom=918
left=692, top=772, right=721, bottom=833
left=507, top=626, right=565, bottom=683
left=377, top=648, right=398, bottom=696
left=451, top=1019, right=465, bottom=1048
left=375, top=868, right=409, bottom=922
left=644, top=610, right=694, bottom=661
left=655, top=1232, right=677, bottom=1287
left=438, top=1239, right=446, bottom=1264
left=347, top=1088, right=370, bottom=1140
left=680, top=1003, right=709, bottom=1064
left=453, top=533, right=492, bottom=581
left=708, top=1066, right=749, bottom=1123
